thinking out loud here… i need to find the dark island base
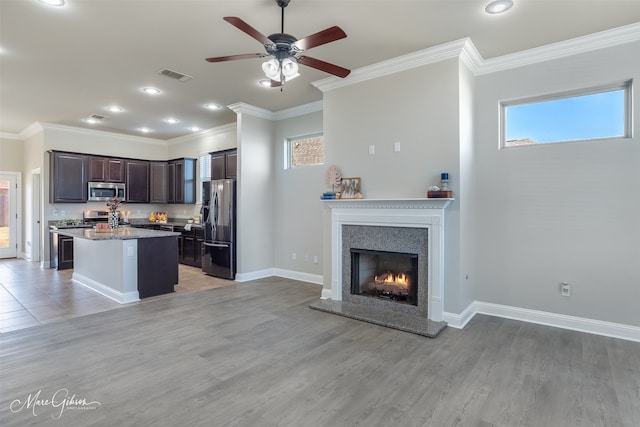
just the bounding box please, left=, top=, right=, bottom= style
left=137, top=236, right=179, bottom=298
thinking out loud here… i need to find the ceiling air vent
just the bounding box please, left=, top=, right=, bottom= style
left=89, top=114, right=106, bottom=120
left=157, top=68, right=193, bottom=82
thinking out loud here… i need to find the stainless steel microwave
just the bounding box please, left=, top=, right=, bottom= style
left=88, top=182, right=125, bottom=201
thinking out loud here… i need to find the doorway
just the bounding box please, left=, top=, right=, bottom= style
left=0, top=172, right=19, bottom=259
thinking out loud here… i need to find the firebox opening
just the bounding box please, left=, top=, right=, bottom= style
left=350, top=248, right=418, bottom=306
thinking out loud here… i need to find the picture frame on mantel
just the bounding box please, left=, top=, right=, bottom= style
left=340, top=177, right=362, bottom=199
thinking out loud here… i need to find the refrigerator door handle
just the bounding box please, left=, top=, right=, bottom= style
left=203, top=242, right=229, bottom=248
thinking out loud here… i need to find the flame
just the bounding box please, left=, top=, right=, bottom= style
left=374, top=271, right=410, bottom=293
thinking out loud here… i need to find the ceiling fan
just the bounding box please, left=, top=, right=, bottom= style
left=205, top=0, right=350, bottom=88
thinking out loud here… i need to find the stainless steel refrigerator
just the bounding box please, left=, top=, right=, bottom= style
left=202, top=179, right=236, bottom=279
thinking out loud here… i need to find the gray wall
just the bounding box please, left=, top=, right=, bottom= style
left=474, top=41, right=640, bottom=326
left=273, top=111, right=324, bottom=277
left=236, top=114, right=275, bottom=276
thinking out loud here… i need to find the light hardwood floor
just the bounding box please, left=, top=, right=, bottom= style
left=0, top=259, right=234, bottom=333
left=1, top=272, right=639, bottom=426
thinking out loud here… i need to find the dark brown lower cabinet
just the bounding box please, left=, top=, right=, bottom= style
left=179, top=227, right=203, bottom=268
left=50, top=232, right=74, bottom=270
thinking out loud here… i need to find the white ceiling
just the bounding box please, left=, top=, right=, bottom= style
left=1, top=0, right=639, bottom=140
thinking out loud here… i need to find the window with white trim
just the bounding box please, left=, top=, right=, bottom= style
left=501, top=81, right=632, bottom=148
left=285, top=134, right=324, bottom=169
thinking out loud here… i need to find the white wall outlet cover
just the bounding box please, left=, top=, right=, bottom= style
left=393, top=142, right=401, bottom=152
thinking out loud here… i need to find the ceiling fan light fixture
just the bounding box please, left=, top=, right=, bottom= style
left=262, top=58, right=281, bottom=80
left=281, top=58, right=299, bottom=78
left=258, top=79, right=273, bottom=88
left=485, top=0, right=513, bottom=14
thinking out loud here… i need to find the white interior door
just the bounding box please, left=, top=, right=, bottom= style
left=0, top=173, right=18, bottom=258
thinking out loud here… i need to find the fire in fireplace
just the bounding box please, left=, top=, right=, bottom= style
left=350, top=248, right=418, bottom=305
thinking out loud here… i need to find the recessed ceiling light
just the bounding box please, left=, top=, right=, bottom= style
left=39, top=0, right=65, bottom=6
left=141, top=87, right=161, bottom=95
left=106, top=105, right=124, bottom=113
left=139, top=127, right=152, bottom=133
left=258, top=79, right=272, bottom=88
left=205, top=103, right=221, bottom=110
left=84, top=118, right=100, bottom=124
left=189, top=126, right=201, bottom=132
left=485, top=0, right=513, bottom=14
left=165, top=117, right=179, bottom=124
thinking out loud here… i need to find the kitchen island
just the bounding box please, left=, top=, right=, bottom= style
left=54, top=227, right=181, bottom=303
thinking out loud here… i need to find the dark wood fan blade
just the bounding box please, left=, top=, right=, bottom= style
left=269, top=79, right=283, bottom=88
left=223, top=17, right=272, bottom=46
left=293, top=26, right=347, bottom=51
left=298, top=56, right=351, bottom=78
left=205, top=53, right=265, bottom=63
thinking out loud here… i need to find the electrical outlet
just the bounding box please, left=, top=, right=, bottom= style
left=560, top=282, right=570, bottom=297
left=292, top=252, right=296, bottom=260
left=313, top=256, right=319, bottom=264
left=305, top=254, right=310, bottom=262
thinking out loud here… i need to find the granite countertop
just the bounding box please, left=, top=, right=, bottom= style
left=54, top=227, right=181, bottom=241
left=126, top=220, right=203, bottom=228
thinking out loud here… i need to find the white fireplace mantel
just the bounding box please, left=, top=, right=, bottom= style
left=324, top=198, right=453, bottom=322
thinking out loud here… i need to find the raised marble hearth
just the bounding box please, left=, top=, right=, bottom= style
left=312, top=198, right=452, bottom=337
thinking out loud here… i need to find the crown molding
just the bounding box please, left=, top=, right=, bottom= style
left=313, top=23, right=640, bottom=91
left=227, top=102, right=275, bottom=120
left=0, top=132, right=23, bottom=140
left=273, top=100, right=323, bottom=120
left=39, top=123, right=165, bottom=145
left=0, top=122, right=44, bottom=141
left=228, top=100, right=323, bottom=122
left=477, top=22, right=640, bottom=75
left=313, top=38, right=470, bottom=93
left=167, top=122, right=237, bottom=146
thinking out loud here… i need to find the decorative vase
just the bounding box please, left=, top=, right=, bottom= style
left=109, top=211, right=119, bottom=228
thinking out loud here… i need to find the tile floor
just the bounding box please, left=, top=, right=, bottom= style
left=0, top=259, right=235, bottom=333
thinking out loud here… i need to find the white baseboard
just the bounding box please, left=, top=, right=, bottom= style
left=235, top=268, right=275, bottom=282
left=72, top=272, right=140, bottom=304
left=445, top=301, right=640, bottom=343
left=320, top=288, right=332, bottom=299
left=272, top=268, right=323, bottom=285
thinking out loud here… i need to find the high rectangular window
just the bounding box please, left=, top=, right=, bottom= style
left=285, top=134, right=324, bottom=169
left=502, top=81, right=632, bottom=148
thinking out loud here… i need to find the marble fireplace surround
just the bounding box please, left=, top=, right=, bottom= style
left=323, top=198, right=452, bottom=323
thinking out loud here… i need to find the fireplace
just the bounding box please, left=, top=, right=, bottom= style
left=350, top=248, right=418, bottom=305
left=320, top=198, right=452, bottom=326
left=310, top=199, right=452, bottom=336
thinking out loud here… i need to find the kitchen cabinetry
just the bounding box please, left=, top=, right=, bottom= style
left=88, top=156, right=125, bottom=182
left=180, top=226, right=203, bottom=268
left=167, top=158, right=196, bottom=204
left=125, top=160, right=150, bottom=203
left=49, top=151, right=88, bottom=203
left=150, top=161, right=169, bottom=203
left=50, top=232, right=74, bottom=270
left=210, top=149, right=236, bottom=180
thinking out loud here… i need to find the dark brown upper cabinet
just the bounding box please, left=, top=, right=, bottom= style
left=49, top=151, right=88, bottom=203
left=149, top=161, right=169, bottom=204
left=88, top=156, right=125, bottom=183
left=210, top=148, right=237, bottom=180
left=125, top=160, right=150, bottom=203
left=168, top=158, right=196, bottom=204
